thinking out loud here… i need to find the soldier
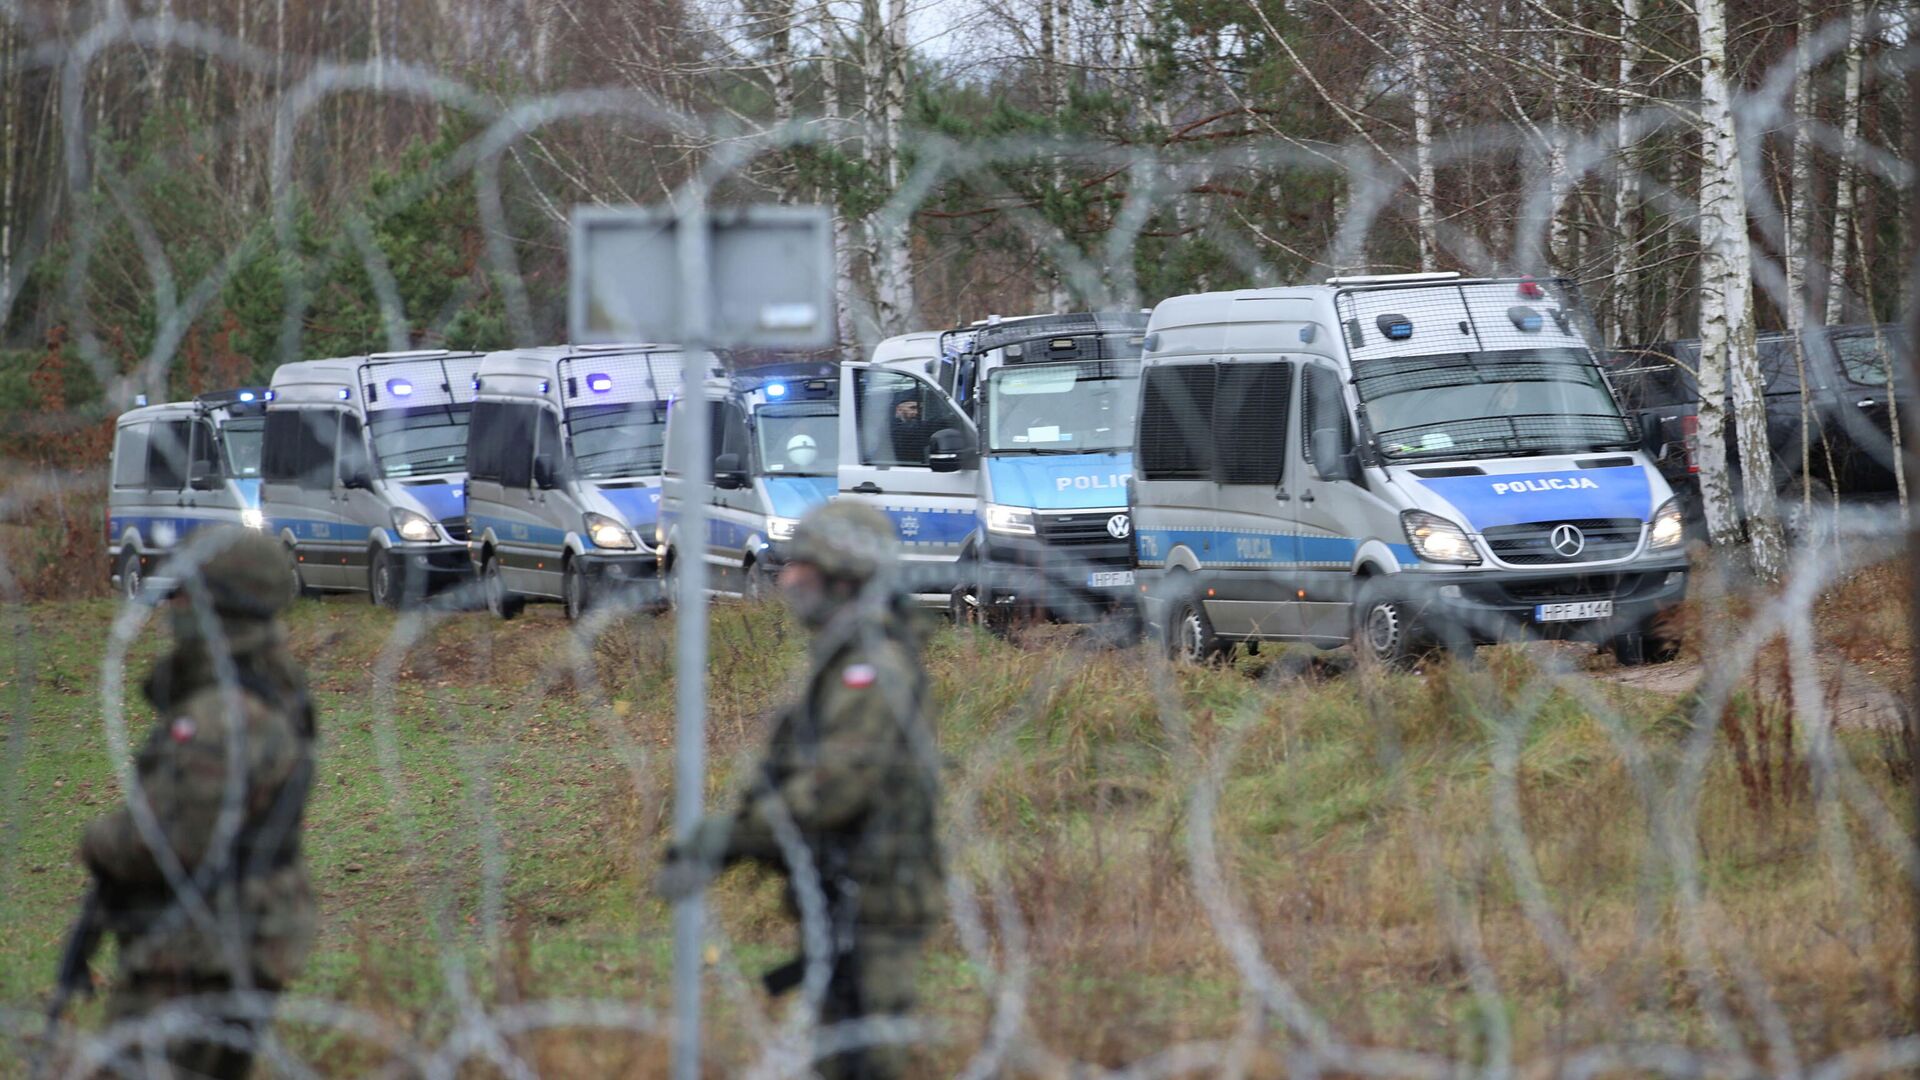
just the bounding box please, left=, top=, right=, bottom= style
left=657, top=501, right=944, bottom=1080
left=77, top=526, right=316, bottom=1079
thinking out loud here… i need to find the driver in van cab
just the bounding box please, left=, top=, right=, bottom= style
left=890, top=397, right=936, bottom=463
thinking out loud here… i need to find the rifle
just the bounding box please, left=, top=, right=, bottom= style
left=34, top=885, right=104, bottom=1077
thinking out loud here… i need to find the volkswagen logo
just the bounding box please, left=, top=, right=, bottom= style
left=1106, top=513, right=1132, bottom=540
left=1549, top=523, right=1586, bottom=559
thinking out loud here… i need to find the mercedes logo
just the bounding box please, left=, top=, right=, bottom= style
left=1106, top=513, right=1132, bottom=540
left=1549, top=523, right=1586, bottom=558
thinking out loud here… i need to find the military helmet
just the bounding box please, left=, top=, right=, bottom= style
left=786, top=501, right=900, bottom=583
left=175, top=525, right=299, bottom=619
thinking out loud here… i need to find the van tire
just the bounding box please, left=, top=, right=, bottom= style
left=563, top=559, right=591, bottom=622
left=483, top=553, right=523, bottom=621
left=1352, top=580, right=1424, bottom=669
left=369, top=550, right=401, bottom=610
left=1168, top=593, right=1227, bottom=665
left=118, top=550, right=144, bottom=602
left=745, top=560, right=774, bottom=602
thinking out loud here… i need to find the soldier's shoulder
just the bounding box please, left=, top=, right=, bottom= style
left=822, top=635, right=916, bottom=694
left=171, top=681, right=295, bottom=736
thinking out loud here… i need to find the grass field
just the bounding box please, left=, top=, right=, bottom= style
left=1, top=567, right=1915, bottom=1075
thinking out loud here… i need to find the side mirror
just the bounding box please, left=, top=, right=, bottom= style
left=532, top=451, right=559, bottom=489
left=188, top=462, right=218, bottom=490
left=927, top=427, right=976, bottom=473
left=1311, top=428, right=1359, bottom=483
left=713, top=452, right=747, bottom=490
left=1638, top=412, right=1664, bottom=457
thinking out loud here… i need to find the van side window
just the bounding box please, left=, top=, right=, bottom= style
left=1213, top=363, right=1291, bottom=485
left=467, top=402, right=503, bottom=481
left=496, top=404, right=538, bottom=488
left=1300, top=366, right=1353, bottom=466
left=113, top=423, right=150, bottom=487
left=146, top=419, right=193, bottom=490
left=1138, top=364, right=1214, bottom=480
left=338, top=414, right=370, bottom=484
left=263, top=410, right=339, bottom=489
left=534, top=409, right=564, bottom=477
left=189, top=421, right=221, bottom=481
left=713, top=402, right=749, bottom=464
left=854, top=369, right=961, bottom=467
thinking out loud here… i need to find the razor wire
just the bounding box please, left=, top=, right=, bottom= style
left=1, top=1, right=1919, bottom=1076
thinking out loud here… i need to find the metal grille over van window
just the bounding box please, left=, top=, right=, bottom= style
left=1137, top=364, right=1214, bottom=480
left=1212, top=363, right=1291, bottom=485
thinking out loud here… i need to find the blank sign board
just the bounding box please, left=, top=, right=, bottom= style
left=570, top=205, right=836, bottom=348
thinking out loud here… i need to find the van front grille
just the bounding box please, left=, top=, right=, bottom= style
left=441, top=518, right=470, bottom=543
left=1037, top=511, right=1129, bottom=547
left=1483, top=517, right=1640, bottom=565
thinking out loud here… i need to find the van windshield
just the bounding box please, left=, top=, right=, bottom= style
left=568, top=402, right=668, bottom=479
left=755, top=402, right=838, bottom=476
left=220, top=418, right=264, bottom=477
left=985, top=361, right=1138, bottom=453
left=368, top=404, right=471, bottom=477
left=1354, top=348, right=1634, bottom=460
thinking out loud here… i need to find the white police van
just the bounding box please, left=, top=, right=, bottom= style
left=1132, top=273, right=1688, bottom=666
left=261, top=350, right=482, bottom=606
left=940, top=312, right=1149, bottom=628
left=872, top=331, right=944, bottom=383
left=466, top=344, right=692, bottom=620
left=107, top=387, right=270, bottom=600
left=660, top=360, right=977, bottom=603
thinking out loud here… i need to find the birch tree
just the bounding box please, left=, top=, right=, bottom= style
left=1825, top=0, right=1866, bottom=324
left=1695, top=0, right=1785, bottom=578
left=1409, top=0, right=1437, bottom=271
left=1610, top=0, right=1639, bottom=338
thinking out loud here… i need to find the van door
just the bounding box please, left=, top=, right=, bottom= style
left=263, top=408, right=347, bottom=588
left=706, top=399, right=756, bottom=594
left=525, top=407, right=570, bottom=598
left=110, top=422, right=151, bottom=564
left=839, top=367, right=977, bottom=595
left=334, top=412, right=381, bottom=589
left=146, top=418, right=193, bottom=551
left=1293, top=362, right=1383, bottom=643
left=484, top=402, right=544, bottom=595
left=184, top=419, right=232, bottom=531
left=1208, top=360, right=1300, bottom=640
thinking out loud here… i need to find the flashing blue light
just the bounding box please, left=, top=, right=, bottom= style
left=765, top=382, right=788, bottom=398
left=1508, top=305, right=1544, bottom=332
left=134, top=394, right=148, bottom=407
left=264, top=390, right=276, bottom=401
left=539, top=380, right=551, bottom=394
left=1376, top=314, right=1414, bottom=341
left=387, top=378, right=413, bottom=397
left=338, top=388, right=351, bottom=401
left=238, top=391, right=256, bottom=402
left=586, top=373, right=613, bottom=394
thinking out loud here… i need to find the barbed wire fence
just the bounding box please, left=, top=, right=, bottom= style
left=1, top=2, right=1919, bottom=1076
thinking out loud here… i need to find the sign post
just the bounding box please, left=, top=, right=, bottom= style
left=569, top=202, right=835, bottom=1080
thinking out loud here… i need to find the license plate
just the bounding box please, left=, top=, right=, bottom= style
left=1088, top=570, right=1135, bottom=588
left=1534, top=600, right=1613, bottom=623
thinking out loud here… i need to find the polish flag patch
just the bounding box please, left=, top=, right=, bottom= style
left=841, top=663, right=878, bottom=689
left=169, top=717, right=197, bottom=743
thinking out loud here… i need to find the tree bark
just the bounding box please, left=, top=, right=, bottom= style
left=1826, top=0, right=1866, bottom=324
left=1610, top=0, right=1640, bottom=339
left=1409, top=0, right=1437, bottom=272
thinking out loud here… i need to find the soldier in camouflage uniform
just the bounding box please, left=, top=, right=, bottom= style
left=80, top=526, right=316, bottom=1079
left=658, top=501, right=944, bottom=1080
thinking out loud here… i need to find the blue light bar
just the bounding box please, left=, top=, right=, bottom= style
left=337, top=388, right=351, bottom=400
left=238, top=391, right=256, bottom=402
left=1376, top=314, right=1413, bottom=341
left=134, top=394, right=148, bottom=407
left=765, top=382, right=788, bottom=398
left=587, top=373, right=613, bottom=394
left=264, top=390, right=276, bottom=401
left=1507, top=305, right=1543, bottom=333
left=387, top=378, right=413, bottom=397
left=539, top=380, right=550, bottom=394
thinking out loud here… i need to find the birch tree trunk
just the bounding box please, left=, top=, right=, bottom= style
left=861, top=0, right=914, bottom=335
left=1546, top=20, right=1573, bottom=270
left=767, top=0, right=796, bottom=128
left=1610, top=0, right=1640, bottom=338
left=1042, top=0, right=1073, bottom=310
left=1697, top=0, right=1785, bottom=578
left=1409, top=0, right=1438, bottom=272
left=1826, top=0, right=1866, bottom=324
left=1786, top=0, right=1818, bottom=523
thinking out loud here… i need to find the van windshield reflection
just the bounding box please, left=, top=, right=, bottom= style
left=220, top=419, right=264, bottom=477
left=1354, top=348, right=1634, bottom=460
left=986, top=361, right=1138, bottom=454
left=368, top=404, right=472, bottom=477
left=568, top=402, right=667, bottom=479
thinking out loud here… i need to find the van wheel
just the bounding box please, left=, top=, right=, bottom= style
left=745, top=560, right=774, bottom=602
left=1353, top=580, right=1423, bottom=669
left=369, top=551, right=401, bottom=610
left=483, top=553, right=523, bottom=620
left=563, top=559, right=591, bottom=621
left=287, top=548, right=312, bottom=598
left=118, top=551, right=144, bottom=602
left=1169, top=593, right=1227, bottom=665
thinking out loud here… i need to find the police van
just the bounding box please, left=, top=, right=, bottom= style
left=466, top=344, right=692, bottom=620
left=660, top=360, right=977, bottom=603
left=107, top=387, right=270, bottom=599
left=872, top=331, right=944, bottom=384
left=1132, top=273, right=1688, bottom=666
left=941, top=312, right=1149, bottom=627
left=260, top=350, right=482, bottom=606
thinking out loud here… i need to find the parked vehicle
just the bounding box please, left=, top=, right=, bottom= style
left=933, top=312, right=1149, bottom=628
left=1133, top=273, right=1689, bottom=666
left=261, top=350, right=482, bottom=606
left=107, top=387, right=270, bottom=599
left=466, top=344, right=694, bottom=620
left=1604, top=323, right=1911, bottom=534
left=872, top=330, right=944, bottom=383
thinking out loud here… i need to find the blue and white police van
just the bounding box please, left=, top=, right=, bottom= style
left=940, top=312, right=1149, bottom=628
left=107, top=387, right=270, bottom=600
left=1131, top=273, right=1688, bottom=666
left=260, top=350, right=482, bottom=607
left=660, top=359, right=978, bottom=604
left=466, top=344, right=691, bottom=620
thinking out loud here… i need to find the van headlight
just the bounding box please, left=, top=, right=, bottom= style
left=1401, top=510, right=1480, bottom=565
left=1649, top=497, right=1685, bottom=551
left=391, top=509, right=437, bottom=543
left=766, top=516, right=800, bottom=542
left=984, top=503, right=1036, bottom=536
left=585, top=512, right=636, bottom=550
left=240, top=508, right=265, bottom=530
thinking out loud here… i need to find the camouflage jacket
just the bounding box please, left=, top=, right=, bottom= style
left=727, top=601, right=945, bottom=931
left=80, top=620, right=316, bottom=986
